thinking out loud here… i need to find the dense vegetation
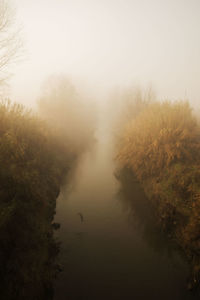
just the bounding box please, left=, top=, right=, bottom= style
left=0, top=100, right=76, bottom=299
left=116, top=100, right=200, bottom=289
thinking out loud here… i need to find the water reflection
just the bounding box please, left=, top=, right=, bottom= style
left=116, top=167, right=181, bottom=256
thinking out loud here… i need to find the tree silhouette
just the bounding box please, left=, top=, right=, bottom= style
left=0, top=0, right=22, bottom=84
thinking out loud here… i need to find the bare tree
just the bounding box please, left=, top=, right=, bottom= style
left=0, top=0, right=22, bottom=84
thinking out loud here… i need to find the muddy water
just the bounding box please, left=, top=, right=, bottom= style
left=54, top=125, right=197, bottom=300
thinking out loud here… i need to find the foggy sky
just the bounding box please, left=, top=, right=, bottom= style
left=10, top=0, right=200, bottom=107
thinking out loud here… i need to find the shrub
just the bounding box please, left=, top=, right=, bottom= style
left=0, top=100, right=73, bottom=299
left=117, top=101, right=200, bottom=179
left=116, top=100, right=200, bottom=288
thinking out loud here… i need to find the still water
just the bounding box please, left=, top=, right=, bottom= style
left=54, top=125, right=197, bottom=300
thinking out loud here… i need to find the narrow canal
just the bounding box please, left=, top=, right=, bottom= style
left=54, top=119, right=197, bottom=300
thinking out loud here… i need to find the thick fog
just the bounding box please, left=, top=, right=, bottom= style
left=2, top=2, right=200, bottom=299
left=8, top=0, right=200, bottom=108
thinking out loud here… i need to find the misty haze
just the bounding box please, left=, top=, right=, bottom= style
left=1, top=1, right=200, bottom=300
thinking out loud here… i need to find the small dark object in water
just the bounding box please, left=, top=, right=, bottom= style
left=52, top=222, right=61, bottom=230
left=56, top=264, right=63, bottom=273
left=78, top=212, right=84, bottom=222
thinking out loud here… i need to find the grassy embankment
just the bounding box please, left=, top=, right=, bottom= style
left=116, top=100, right=200, bottom=289
left=0, top=100, right=79, bottom=299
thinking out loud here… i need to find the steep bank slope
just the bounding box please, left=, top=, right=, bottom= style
left=0, top=101, right=76, bottom=299
left=116, top=101, right=200, bottom=290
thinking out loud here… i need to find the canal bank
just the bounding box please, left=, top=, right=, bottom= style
left=54, top=125, right=197, bottom=300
